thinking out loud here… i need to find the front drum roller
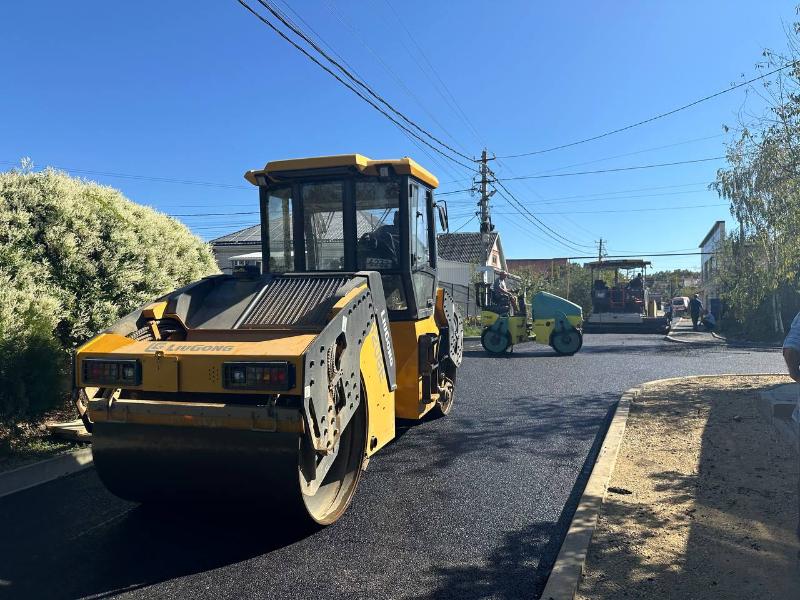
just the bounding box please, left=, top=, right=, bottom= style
left=481, top=328, right=510, bottom=355
left=551, top=328, right=583, bottom=356
left=91, top=394, right=367, bottom=526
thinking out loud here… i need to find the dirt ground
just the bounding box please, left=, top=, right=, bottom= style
left=576, top=376, right=800, bottom=600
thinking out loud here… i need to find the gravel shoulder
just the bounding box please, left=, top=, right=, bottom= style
left=577, top=375, right=800, bottom=600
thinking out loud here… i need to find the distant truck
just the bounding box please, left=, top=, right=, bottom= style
left=671, top=296, right=690, bottom=315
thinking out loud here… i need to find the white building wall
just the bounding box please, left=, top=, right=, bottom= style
left=437, top=259, right=475, bottom=287
left=700, top=221, right=725, bottom=310
left=213, top=244, right=261, bottom=274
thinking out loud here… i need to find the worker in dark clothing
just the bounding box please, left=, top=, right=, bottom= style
left=627, top=273, right=643, bottom=290
left=689, top=294, right=703, bottom=330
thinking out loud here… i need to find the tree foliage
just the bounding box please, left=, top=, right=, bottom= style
left=712, top=21, right=800, bottom=339
left=0, top=167, right=219, bottom=420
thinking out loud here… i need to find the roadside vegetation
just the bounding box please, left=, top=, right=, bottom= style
left=0, top=162, right=218, bottom=456
left=712, top=13, right=800, bottom=341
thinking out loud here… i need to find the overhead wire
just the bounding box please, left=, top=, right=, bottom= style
left=380, top=0, right=486, bottom=148
left=497, top=156, right=725, bottom=181
left=238, top=0, right=474, bottom=169
left=490, top=178, right=596, bottom=252
left=491, top=154, right=598, bottom=250
left=0, top=160, right=251, bottom=190
left=321, top=0, right=471, bottom=156
left=269, top=0, right=466, bottom=184
left=527, top=133, right=725, bottom=176
left=449, top=215, right=477, bottom=233
left=496, top=62, right=795, bottom=158
left=488, top=202, right=728, bottom=215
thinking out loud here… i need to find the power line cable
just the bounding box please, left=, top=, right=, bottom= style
left=239, top=0, right=474, bottom=168
left=490, top=156, right=598, bottom=250
left=322, top=0, right=471, bottom=156
left=528, top=133, right=725, bottom=176
left=495, top=62, right=794, bottom=158
left=533, top=181, right=711, bottom=203
left=436, top=188, right=474, bottom=196
left=490, top=179, right=595, bottom=252
left=380, top=0, right=487, bottom=147
left=270, top=0, right=466, bottom=183
left=449, top=215, right=477, bottom=233
left=497, top=156, right=725, bottom=181
left=0, top=160, right=251, bottom=190
left=490, top=202, right=728, bottom=215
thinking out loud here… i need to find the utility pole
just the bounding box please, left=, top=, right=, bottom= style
left=478, top=149, right=495, bottom=266
left=597, top=238, right=604, bottom=262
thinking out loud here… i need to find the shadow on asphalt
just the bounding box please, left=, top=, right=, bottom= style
left=0, top=503, right=317, bottom=599
left=400, top=397, right=619, bottom=599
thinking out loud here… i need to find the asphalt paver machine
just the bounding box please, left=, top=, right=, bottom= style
left=475, top=283, right=583, bottom=355
left=73, top=154, right=463, bottom=525
left=584, top=259, right=668, bottom=333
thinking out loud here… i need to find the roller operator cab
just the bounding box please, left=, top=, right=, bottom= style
left=74, top=154, right=463, bottom=525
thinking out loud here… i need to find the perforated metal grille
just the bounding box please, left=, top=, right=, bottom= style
left=238, top=276, right=349, bottom=328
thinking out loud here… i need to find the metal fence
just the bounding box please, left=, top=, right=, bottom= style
left=440, top=282, right=478, bottom=320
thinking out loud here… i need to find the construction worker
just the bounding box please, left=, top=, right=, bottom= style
left=492, top=271, right=518, bottom=313
left=627, top=273, right=643, bottom=290
left=781, top=311, right=800, bottom=540
left=689, top=294, right=703, bottom=330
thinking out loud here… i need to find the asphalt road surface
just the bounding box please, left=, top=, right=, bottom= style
left=0, top=334, right=785, bottom=599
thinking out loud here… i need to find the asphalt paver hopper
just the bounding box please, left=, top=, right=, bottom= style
left=74, top=154, right=463, bottom=525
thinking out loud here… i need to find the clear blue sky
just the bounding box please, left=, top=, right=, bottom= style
left=1, top=1, right=793, bottom=271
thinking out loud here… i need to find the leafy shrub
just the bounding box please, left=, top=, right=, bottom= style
left=0, top=167, right=219, bottom=421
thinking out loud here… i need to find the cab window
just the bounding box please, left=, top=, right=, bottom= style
left=302, top=182, right=345, bottom=271
left=410, top=183, right=435, bottom=310
left=266, top=187, right=293, bottom=272
left=355, top=180, right=401, bottom=270
left=356, top=179, right=407, bottom=310
left=410, top=183, right=431, bottom=268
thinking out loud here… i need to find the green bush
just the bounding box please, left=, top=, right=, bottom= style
left=0, top=167, right=219, bottom=422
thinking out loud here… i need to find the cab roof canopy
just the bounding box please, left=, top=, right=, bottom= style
left=244, top=154, right=439, bottom=189
left=586, top=259, right=652, bottom=270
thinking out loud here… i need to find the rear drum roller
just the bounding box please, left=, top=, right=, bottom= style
left=299, top=388, right=367, bottom=525
left=551, top=329, right=583, bottom=356
left=432, top=370, right=456, bottom=417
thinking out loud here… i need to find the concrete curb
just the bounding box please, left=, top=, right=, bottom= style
left=0, top=448, right=93, bottom=499
left=540, top=373, right=789, bottom=600
left=540, top=385, right=636, bottom=600
left=711, top=331, right=782, bottom=349
left=663, top=333, right=722, bottom=346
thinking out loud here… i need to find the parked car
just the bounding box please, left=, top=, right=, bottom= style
left=671, top=296, right=690, bottom=315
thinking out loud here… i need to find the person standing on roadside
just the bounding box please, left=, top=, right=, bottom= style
left=689, top=294, right=703, bottom=330
left=781, top=310, right=800, bottom=540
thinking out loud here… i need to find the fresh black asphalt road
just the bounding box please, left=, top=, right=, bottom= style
left=0, top=334, right=785, bottom=599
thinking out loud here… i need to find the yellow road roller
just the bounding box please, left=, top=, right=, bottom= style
left=73, top=154, right=463, bottom=525
left=476, top=283, right=583, bottom=355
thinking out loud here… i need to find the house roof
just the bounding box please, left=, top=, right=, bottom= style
left=210, top=211, right=383, bottom=247
left=437, top=232, right=498, bottom=264
left=210, top=224, right=260, bottom=246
